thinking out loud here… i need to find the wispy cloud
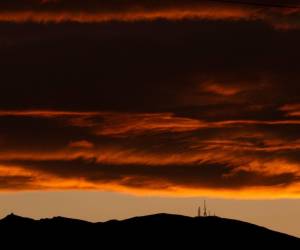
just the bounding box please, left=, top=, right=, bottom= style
left=0, top=108, right=299, bottom=197
left=0, top=0, right=300, bottom=29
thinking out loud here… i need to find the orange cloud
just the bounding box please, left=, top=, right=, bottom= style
left=200, top=82, right=243, bottom=96
left=0, top=138, right=299, bottom=197
left=0, top=110, right=100, bottom=118
left=69, top=140, right=94, bottom=149
left=0, top=109, right=300, bottom=197
left=0, top=160, right=299, bottom=199
left=3, top=109, right=300, bottom=136
left=280, top=103, right=300, bottom=117
left=92, top=113, right=205, bottom=136
left=0, top=110, right=206, bottom=135
left=0, top=1, right=299, bottom=29
left=0, top=8, right=254, bottom=23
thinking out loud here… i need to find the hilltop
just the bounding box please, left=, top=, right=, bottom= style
left=0, top=213, right=298, bottom=247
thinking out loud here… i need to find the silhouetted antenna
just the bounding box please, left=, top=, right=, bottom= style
left=203, top=200, right=207, bottom=217
left=198, top=206, right=201, bottom=217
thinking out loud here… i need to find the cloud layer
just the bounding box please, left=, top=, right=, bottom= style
left=0, top=4, right=300, bottom=197
left=0, top=0, right=300, bottom=29
left=0, top=107, right=300, bottom=197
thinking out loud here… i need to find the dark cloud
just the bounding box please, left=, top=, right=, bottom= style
left=2, top=158, right=299, bottom=190
left=0, top=108, right=300, bottom=195
left=0, top=176, right=36, bottom=190
left=0, top=5, right=299, bottom=196
left=0, top=20, right=300, bottom=113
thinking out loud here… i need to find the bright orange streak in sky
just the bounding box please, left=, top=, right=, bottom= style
left=0, top=7, right=255, bottom=23
left=1, top=164, right=300, bottom=199
left=0, top=5, right=298, bottom=30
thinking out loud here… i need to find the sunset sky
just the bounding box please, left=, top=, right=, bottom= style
left=0, top=0, right=300, bottom=237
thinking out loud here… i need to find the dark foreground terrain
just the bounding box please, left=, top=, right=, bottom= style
left=0, top=213, right=298, bottom=247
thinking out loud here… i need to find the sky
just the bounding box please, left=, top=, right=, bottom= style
left=0, top=0, right=300, bottom=236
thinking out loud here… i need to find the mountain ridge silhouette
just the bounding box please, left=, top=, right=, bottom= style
left=0, top=213, right=299, bottom=247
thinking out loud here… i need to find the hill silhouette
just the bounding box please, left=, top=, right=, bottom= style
left=0, top=213, right=298, bottom=247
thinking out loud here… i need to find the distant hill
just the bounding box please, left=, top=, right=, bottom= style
left=0, top=213, right=298, bottom=247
